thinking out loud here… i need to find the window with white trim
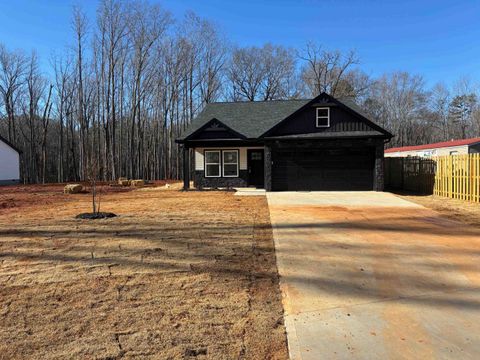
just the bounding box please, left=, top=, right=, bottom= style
left=316, top=107, right=330, bottom=127
left=205, top=150, right=221, bottom=177
left=222, top=150, right=239, bottom=177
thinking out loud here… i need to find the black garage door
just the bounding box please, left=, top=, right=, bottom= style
left=272, top=147, right=375, bottom=191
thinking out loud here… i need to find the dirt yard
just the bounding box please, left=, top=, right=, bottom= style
left=0, top=184, right=288, bottom=359
left=397, top=194, right=480, bottom=228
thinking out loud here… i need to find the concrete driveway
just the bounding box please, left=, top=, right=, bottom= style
left=267, top=192, right=480, bottom=360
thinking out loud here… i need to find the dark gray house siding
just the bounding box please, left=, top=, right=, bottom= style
left=268, top=104, right=375, bottom=136
left=469, top=143, right=480, bottom=153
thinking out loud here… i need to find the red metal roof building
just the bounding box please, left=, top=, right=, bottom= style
left=385, top=138, right=480, bottom=157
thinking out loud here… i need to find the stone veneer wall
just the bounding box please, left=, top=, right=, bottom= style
left=374, top=141, right=385, bottom=191
left=194, top=170, right=248, bottom=189
left=264, top=146, right=272, bottom=191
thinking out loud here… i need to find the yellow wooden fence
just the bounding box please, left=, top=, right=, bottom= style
left=433, top=154, right=480, bottom=203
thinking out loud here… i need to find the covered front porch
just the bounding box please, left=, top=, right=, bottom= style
left=180, top=141, right=267, bottom=190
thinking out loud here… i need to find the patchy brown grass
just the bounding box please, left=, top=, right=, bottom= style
left=0, top=184, right=288, bottom=359
left=396, top=193, right=480, bottom=228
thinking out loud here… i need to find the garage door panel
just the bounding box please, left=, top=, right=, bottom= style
left=272, top=147, right=374, bottom=191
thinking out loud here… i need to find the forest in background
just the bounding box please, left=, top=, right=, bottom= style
left=1, top=0, right=479, bottom=183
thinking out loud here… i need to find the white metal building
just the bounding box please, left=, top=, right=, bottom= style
left=385, top=138, right=480, bottom=158
left=0, top=135, right=20, bottom=184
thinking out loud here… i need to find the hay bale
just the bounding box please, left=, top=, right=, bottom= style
left=64, top=184, right=83, bottom=194
left=118, top=177, right=130, bottom=186
left=131, top=179, right=145, bottom=187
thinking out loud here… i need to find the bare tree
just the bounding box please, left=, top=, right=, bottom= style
left=299, top=42, right=361, bottom=98
left=72, top=5, right=89, bottom=181
left=23, top=52, right=44, bottom=183
left=181, top=12, right=227, bottom=106
left=0, top=45, right=27, bottom=143
left=261, top=44, right=298, bottom=100
left=95, top=0, right=129, bottom=180
left=228, top=43, right=297, bottom=101
left=126, top=1, right=171, bottom=179
left=228, top=46, right=264, bottom=101
left=430, top=83, right=451, bottom=140
left=363, top=72, right=428, bottom=147
left=52, top=56, right=73, bottom=182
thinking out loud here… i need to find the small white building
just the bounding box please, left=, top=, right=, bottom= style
left=385, top=138, right=480, bottom=158
left=0, top=135, right=21, bottom=184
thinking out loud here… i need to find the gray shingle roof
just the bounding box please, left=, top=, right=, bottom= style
left=178, top=99, right=310, bottom=140
left=178, top=94, right=391, bottom=141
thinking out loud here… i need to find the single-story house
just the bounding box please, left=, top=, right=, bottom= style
left=385, top=138, right=480, bottom=158
left=176, top=93, right=393, bottom=191
left=0, top=134, right=21, bottom=185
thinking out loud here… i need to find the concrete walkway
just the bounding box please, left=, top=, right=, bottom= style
left=234, top=188, right=266, bottom=196
left=267, top=192, right=480, bottom=360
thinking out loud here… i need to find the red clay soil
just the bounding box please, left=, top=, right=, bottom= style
left=0, top=184, right=288, bottom=359
left=397, top=193, right=480, bottom=228
left=0, top=181, right=170, bottom=214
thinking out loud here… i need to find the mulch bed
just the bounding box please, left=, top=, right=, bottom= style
left=75, top=212, right=117, bottom=220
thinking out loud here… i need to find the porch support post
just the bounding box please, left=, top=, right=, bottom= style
left=264, top=145, right=272, bottom=191
left=182, top=145, right=190, bottom=190
left=373, top=140, right=384, bottom=191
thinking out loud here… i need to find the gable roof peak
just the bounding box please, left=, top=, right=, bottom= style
left=0, top=134, right=22, bottom=154
left=177, top=99, right=311, bottom=140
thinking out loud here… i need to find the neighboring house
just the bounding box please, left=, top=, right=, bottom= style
left=176, top=92, right=393, bottom=191
left=0, top=134, right=21, bottom=185
left=385, top=138, right=480, bottom=158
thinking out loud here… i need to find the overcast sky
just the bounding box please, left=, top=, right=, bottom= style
left=0, top=0, right=479, bottom=86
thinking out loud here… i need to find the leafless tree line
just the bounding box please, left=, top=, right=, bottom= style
left=364, top=74, right=480, bottom=147
left=0, top=0, right=479, bottom=183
